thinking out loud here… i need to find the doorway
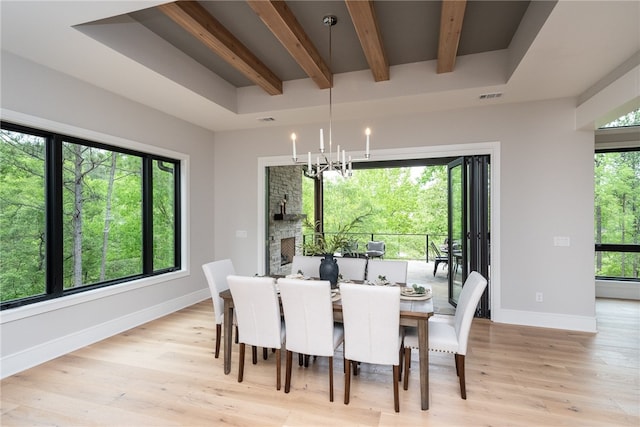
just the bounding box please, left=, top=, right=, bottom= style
left=258, top=142, right=500, bottom=320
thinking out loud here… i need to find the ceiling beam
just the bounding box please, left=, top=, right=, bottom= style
left=437, top=0, right=467, bottom=74
left=345, top=0, right=389, bottom=82
left=158, top=1, right=283, bottom=95
left=247, top=0, right=332, bottom=89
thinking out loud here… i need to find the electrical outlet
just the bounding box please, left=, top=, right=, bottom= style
left=535, top=292, right=543, bottom=303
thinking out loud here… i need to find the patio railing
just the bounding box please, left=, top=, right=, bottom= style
left=302, top=232, right=448, bottom=263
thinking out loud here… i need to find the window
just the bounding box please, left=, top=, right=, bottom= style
left=594, top=147, right=640, bottom=280
left=0, top=122, right=181, bottom=309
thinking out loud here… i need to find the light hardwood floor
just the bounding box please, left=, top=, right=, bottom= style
left=1, top=298, right=638, bottom=426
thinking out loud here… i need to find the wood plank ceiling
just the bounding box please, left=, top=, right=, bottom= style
left=158, top=0, right=467, bottom=96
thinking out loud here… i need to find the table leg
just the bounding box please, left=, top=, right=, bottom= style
left=418, top=318, right=429, bottom=410
left=223, top=300, right=233, bottom=375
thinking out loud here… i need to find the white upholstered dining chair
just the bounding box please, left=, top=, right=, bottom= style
left=365, top=259, right=408, bottom=284
left=277, top=278, right=344, bottom=401
left=335, top=257, right=367, bottom=281
left=403, top=271, right=487, bottom=399
left=340, top=283, right=403, bottom=412
left=201, top=259, right=236, bottom=358
left=227, top=275, right=286, bottom=390
left=290, top=255, right=321, bottom=278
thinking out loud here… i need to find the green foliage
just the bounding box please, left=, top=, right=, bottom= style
left=302, top=213, right=369, bottom=255
left=153, top=160, right=177, bottom=270
left=1, top=127, right=178, bottom=304
left=0, top=130, right=46, bottom=302
left=600, top=108, right=640, bottom=128
left=595, top=150, right=640, bottom=277
left=302, top=166, right=449, bottom=259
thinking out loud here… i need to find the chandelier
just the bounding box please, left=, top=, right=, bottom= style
left=291, top=15, right=371, bottom=179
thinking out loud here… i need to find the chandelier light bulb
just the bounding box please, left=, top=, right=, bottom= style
left=291, top=133, right=297, bottom=161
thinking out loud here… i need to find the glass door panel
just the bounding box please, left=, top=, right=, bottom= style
left=448, top=158, right=464, bottom=306
left=448, top=156, right=490, bottom=317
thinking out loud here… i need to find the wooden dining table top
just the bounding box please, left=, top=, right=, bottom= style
left=218, top=278, right=434, bottom=322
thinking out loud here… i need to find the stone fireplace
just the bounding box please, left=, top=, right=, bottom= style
left=268, top=165, right=306, bottom=275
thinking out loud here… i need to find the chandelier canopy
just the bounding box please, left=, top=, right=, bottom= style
left=291, top=15, right=371, bottom=179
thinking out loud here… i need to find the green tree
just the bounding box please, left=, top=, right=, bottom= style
left=595, top=150, right=640, bottom=277
left=0, top=130, right=46, bottom=301
left=302, top=166, right=449, bottom=259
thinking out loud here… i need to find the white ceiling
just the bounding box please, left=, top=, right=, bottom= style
left=1, top=1, right=639, bottom=132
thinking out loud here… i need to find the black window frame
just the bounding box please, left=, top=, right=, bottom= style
left=594, top=145, right=640, bottom=282
left=1, top=121, right=182, bottom=310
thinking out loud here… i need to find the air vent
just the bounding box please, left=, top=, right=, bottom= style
left=257, top=117, right=275, bottom=122
left=479, top=92, right=503, bottom=100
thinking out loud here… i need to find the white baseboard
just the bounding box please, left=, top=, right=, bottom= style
left=596, top=280, right=640, bottom=300
left=0, top=289, right=210, bottom=379
left=492, top=308, right=597, bottom=333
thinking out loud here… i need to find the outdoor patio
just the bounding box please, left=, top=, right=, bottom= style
left=406, top=259, right=455, bottom=315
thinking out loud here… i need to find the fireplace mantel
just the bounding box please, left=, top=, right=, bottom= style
left=273, top=213, right=307, bottom=221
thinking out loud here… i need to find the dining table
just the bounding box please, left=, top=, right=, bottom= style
left=219, top=280, right=434, bottom=410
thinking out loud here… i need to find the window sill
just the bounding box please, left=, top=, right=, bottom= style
left=0, top=269, right=189, bottom=324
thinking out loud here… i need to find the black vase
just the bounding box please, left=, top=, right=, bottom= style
left=319, top=254, right=339, bottom=289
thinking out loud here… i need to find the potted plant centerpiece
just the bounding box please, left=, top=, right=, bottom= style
left=303, top=214, right=368, bottom=288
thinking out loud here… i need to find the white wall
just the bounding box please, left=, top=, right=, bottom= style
left=0, top=49, right=602, bottom=379
left=0, top=52, right=216, bottom=378
left=213, top=97, right=597, bottom=332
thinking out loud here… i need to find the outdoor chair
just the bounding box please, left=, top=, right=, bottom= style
left=341, top=240, right=361, bottom=258
left=430, top=241, right=449, bottom=276
left=365, top=241, right=385, bottom=259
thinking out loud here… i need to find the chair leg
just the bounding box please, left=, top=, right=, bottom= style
left=252, top=346, right=258, bottom=364
left=238, top=343, right=245, bottom=383
left=398, top=346, right=403, bottom=381
left=285, top=350, right=292, bottom=393
left=403, top=347, right=411, bottom=390
left=263, top=347, right=268, bottom=360
left=234, top=325, right=239, bottom=344
left=214, top=324, right=221, bottom=358
left=276, top=348, right=282, bottom=391
left=344, top=358, right=351, bottom=405
left=393, top=364, right=400, bottom=412
left=298, top=353, right=304, bottom=366
left=329, top=356, right=334, bottom=402
left=455, top=354, right=466, bottom=399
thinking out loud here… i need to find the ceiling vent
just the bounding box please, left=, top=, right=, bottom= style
left=479, top=92, right=503, bottom=100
